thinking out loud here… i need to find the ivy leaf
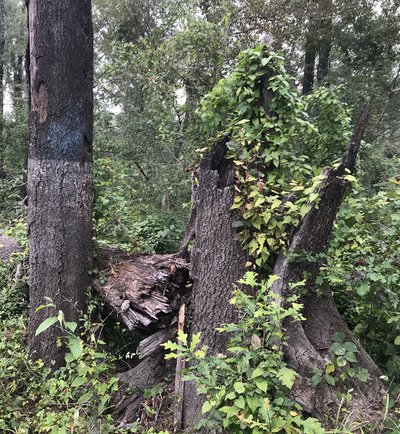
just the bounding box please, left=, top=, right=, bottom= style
left=234, top=395, right=246, bottom=409
left=255, top=379, right=268, bottom=392
left=251, top=367, right=264, bottom=379
left=330, top=342, right=346, bottom=356
left=344, top=351, right=358, bottom=363
left=343, top=342, right=358, bottom=353
left=233, top=381, right=245, bottom=394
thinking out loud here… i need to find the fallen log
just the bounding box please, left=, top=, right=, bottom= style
left=94, top=250, right=191, bottom=425
left=95, top=251, right=191, bottom=331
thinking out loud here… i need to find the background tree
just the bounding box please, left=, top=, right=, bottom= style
left=27, top=0, right=94, bottom=366
left=0, top=0, right=5, bottom=178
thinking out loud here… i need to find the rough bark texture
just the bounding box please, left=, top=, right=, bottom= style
left=183, top=138, right=247, bottom=429
left=316, top=0, right=333, bottom=85
left=0, top=0, right=5, bottom=179
left=27, top=0, right=93, bottom=366
left=116, top=351, right=166, bottom=427
left=271, top=108, right=385, bottom=421
left=302, top=35, right=316, bottom=95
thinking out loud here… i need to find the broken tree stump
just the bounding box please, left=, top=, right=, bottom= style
left=95, top=252, right=191, bottom=331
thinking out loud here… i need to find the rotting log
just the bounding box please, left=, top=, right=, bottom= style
left=95, top=252, right=191, bottom=331
left=94, top=251, right=191, bottom=426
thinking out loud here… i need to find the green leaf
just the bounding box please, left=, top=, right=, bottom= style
left=251, top=367, right=264, bottom=379
left=277, top=366, right=296, bottom=389
left=255, top=379, right=268, bottom=392
left=67, top=337, right=83, bottom=360
left=343, top=341, right=358, bottom=353
left=324, top=373, right=335, bottom=386
left=232, top=220, right=244, bottom=228
left=35, top=316, right=58, bottom=336
left=234, top=395, right=246, bottom=409
left=71, top=376, right=86, bottom=388
left=344, top=352, right=358, bottom=363
left=246, top=395, right=259, bottom=413
left=356, top=368, right=370, bottom=382
left=301, top=417, right=325, bottom=433
left=77, top=391, right=93, bottom=404
left=325, top=363, right=335, bottom=374
left=201, top=400, right=213, bottom=414
left=64, top=321, right=77, bottom=333
left=190, top=333, right=202, bottom=352
left=219, top=405, right=239, bottom=417
left=233, top=381, right=245, bottom=394
left=330, top=342, right=346, bottom=356
left=394, top=336, right=400, bottom=346
left=311, top=374, right=322, bottom=386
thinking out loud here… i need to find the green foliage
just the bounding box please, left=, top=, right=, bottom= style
left=0, top=173, right=26, bottom=224
left=164, top=274, right=324, bottom=433
left=94, top=158, right=186, bottom=253
left=200, top=44, right=350, bottom=270
left=0, top=313, right=125, bottom=433
left=303, top=87, right=352, bottom=165
left=311, top=332, right=370, bottom=388
left=0, top=218, right=29, bottom=319
left=162, top=45, right=352, bottom=432
left=318, top=182, right=400, bottom=381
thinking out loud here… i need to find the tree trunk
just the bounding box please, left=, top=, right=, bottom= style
left=182, top=138, right=247, bottom=428
left=271, top=113, right=385, bottom=418
left=182, top=78, right=385, bottom=428
left=27, top=0, right=93, bottom=367
left=316, top=0, right=333, bottom=85
left=302, top=35, right=316, bottom=95
left=0, top=0, right=5, bottom=179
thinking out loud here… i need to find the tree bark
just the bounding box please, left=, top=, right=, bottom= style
left=302, top=34, right=316, bottom=95
left=269, top=108, right=384, bottom=420
left=0, top=0, right=5, bottom=179
left=316, top=0, right=333, bottom=85
left=27, top=0, right=93, bottom=367
left=182, top=73, right=385, bottom=428
left=182, top=138, right=247, bottom=428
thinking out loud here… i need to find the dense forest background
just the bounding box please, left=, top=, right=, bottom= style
left=0, top=0, right=399, bottom=433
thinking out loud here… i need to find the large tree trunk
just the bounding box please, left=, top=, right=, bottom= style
left=27, top=0, right=93, bottom=367
left=182, top=138, right=247, bottom=428
left=0, top=0, right=5, bottom=179
left=182, top=84, right=384, bottom=429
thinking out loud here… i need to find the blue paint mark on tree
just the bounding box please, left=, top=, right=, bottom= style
left=40, top=105, right=86, bottom=161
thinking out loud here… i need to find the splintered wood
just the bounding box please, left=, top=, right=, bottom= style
left=96, top=253, right=190, bottom=331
